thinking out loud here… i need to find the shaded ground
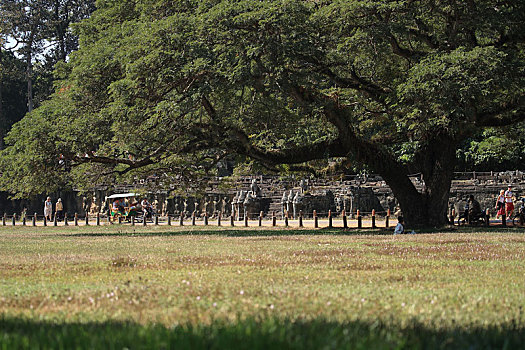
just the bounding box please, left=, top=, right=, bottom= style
left=1, top=316, right=524, bottom=349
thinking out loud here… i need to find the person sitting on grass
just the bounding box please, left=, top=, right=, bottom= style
left=394, top=216, right=404, bottom=235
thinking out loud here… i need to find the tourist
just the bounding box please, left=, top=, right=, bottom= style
left=394, top=216, right=404, bottom=234
left=141, top=198, right=154, bottom=219
left=495, top=190, right=505, bottom=218
left=55, top=198, right=64, bottom=221
left=44, top=197, right=53, bottom=222
left=458, top=199, right=470, bottom=224
left=505, top=186, right=515, bottom=218
left=113, top=199, right=125, bottom=214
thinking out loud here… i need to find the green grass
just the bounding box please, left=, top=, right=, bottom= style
left=1, top=226, right=524, bottom=349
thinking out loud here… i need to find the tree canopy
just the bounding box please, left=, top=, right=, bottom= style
left=0, top=0, right=95, bottom=129
left=1, top=0, right=524, bottom=226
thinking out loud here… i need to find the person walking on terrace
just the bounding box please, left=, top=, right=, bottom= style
left=505, top=186, right=515, bottom=218
left=44, top=197, right=53, bottom=222
left=55, top=198, right=64, bottom=221
left=495, top=190, right=505, bottom=218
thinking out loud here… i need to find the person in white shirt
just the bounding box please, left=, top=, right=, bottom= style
left=394, top=216, right=404, bottom=234
left=495, top=190, right=505, bottom=218
left=44, top=197, right=53, bottom=222
left=505, top=186, right=515, bottom=218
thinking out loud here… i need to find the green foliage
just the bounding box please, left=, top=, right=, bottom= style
left=0, top=0, right=523, bottom=226
left=457, top=127, right=525, bottom=171
left=0, top=50, right=26, bottom=142
left=398, top=47, right=521, bottom=137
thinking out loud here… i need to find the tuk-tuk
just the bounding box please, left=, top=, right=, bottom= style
left=106, top=193, right=141, bottom=221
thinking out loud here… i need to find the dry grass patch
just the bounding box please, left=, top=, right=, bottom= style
left=1, top=226, right=524, bottom=334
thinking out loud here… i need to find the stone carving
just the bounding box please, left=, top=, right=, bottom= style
left=287, top=190, right=294, bottom=215
left=163, top=199, right=168, bottom=216
left=335, top=196, right=342, bottom=213
left=236, top=191, right=246, bottom=220
left=231, top=192, right=238, bottom=218
left=299, top=179, right=308, bottom=194
left=153, top=199, right=159, bottom=213
left=292, top=191, right=303, bottom=219
left=89, top=194, right=99, bottom=215
left=243, top=191, right=256, bottom=219
left=250, top=179, right=261, bottom=197
left=212, top=197, right=218, bottom=217
left=203, top=198, right=209, bottom=216
left=82, top=196, right=89, bottom=215
left=221, top=196, right=229, bottom=216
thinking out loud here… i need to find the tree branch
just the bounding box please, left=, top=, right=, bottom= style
left=475, top=104, right=525, bottom=127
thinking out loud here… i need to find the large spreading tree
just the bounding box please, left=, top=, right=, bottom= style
left=0, top=0, right=524, bottom=226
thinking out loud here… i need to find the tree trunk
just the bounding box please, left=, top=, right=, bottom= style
left=26, top=50, right=33, bottom=113
left=380, top=134, right=457, bottom=228
left=0, top=44, right=3, bottom=149
left=389, top=179, right=452, bottom=228
left=54, top=0, right=67, bottom=62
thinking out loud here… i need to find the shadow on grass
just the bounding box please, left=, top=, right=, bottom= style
left=1, top=316, right=523, bottom=349
left=63, top=225, right=525, bottom=238
left=65, top=227, right=396, bottom=238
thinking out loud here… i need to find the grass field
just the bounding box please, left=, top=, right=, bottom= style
left=1, top=225, right=524, bottom=349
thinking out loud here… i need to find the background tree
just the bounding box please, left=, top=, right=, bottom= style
left=0, top=0, right=95, bottom=147
left=1, top=8, right=27, bottom=150
left=2, top=0, right=49, bottom=113
left=0, top=51, right=26, bottom=150
left=0, top=0, right=524, bottom=226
